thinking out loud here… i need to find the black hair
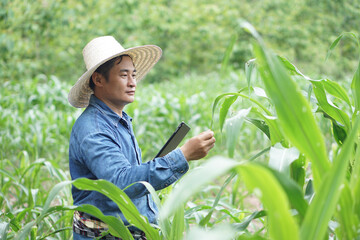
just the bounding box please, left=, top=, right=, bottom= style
left=89, top=54, right=130, bottom=91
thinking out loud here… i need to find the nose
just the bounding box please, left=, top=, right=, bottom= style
left=128, top=75, right=136, bottom=87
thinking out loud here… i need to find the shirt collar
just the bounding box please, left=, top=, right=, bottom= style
left=88, top=95, right=132, bottom=126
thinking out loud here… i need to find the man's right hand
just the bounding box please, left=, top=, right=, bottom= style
left=180, top=130, right=216, bottom=161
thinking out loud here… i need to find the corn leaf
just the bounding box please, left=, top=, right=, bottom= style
left=268, top=143, right=300, bottom=175
left=351, top=61, right=360, bottom=112
left=0, top=222, right=9, bottom=240
left=335, top=183, right=358, bottom=240
left=290, top=154, right=306, bottom=189
left=186, top=224, right=236, bottom=240
left=278, top=56, right=311, bottom=80
left=267, top=167, right=308, bottom=221
left=160, top=157, right=239, bottom=220
left=311, top=80, right=351, bottom=131
left=137, top=181, right=171, bottom=238
left=199, top=172, right=236, bottom=227
left=225, top=108, right=251, bottom=158
left=237, top=163, right=299, bottom=240
left=232, top=210, right=266, bottom=231
left=350, top=136, right=360, bottom=188
left=211, top=91, right=271, bottom=130
left=14, top=181, right=72, bottom=240
left=169, top=204, right=185, bottom=240
left=65, top=204, right=133, bottom=240
left=324, top=32, right=360, bottom=112
left=221, top=34, right=238, bottom=77
left=322, top=79, right=352, bottom=109
left=250, top=108, right=284, bottom=145
left=219, top=95, right=238, bottom=132
left=326, top=32, right=358, bottom=61
left=332, top=120, right=347, bottom=145
left=245, top=117, right=270, bottom=139
left=245, top=58, right=257, bottom=90
left=353, top=178, right=360, bottom=221
left=300, top=115, right=360, bottom=240
left=251, top=40, right=330, bottom=188
left=73, top=178, right=160, bottom=240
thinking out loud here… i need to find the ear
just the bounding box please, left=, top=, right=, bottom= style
left=91, top=72, right=105, bottom=87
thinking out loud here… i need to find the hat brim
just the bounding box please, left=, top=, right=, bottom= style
left=68, top=45, right=162, bottom=108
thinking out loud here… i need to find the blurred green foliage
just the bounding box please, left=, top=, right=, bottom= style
left=1, top=0, right=359, bottom=83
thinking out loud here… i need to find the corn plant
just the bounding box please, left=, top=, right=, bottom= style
left=0, top=152, right=73, bottom=239
left=211, top=22, right=360, bottom=239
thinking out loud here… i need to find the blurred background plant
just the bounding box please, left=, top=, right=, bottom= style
left=1, top=0, right=359, bottom=83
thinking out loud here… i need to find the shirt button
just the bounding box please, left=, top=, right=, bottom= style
left=180, top=170, right=184, bottom=173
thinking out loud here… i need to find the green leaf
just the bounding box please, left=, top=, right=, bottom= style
left=219, top=95, right=238, bottom=132
left=290, top=154, right=306, bottom=189
left=211, top=90, right=272, bottom=130
left=41, top=180, right=72, bottom=216
left=225, top=108, right=251, bottom=158
left=199, top=172, right=236, bottom=227
left=237, top=163, right=300, bottom=240
left=137, top=181, right=171, bottom=239
left=278, top=56, right=311, bottom=80
left=322, top=79, right=352, bottom=109
left=0, top=222, right=9, bottom=240
left=326, top=34, right=344, bottom=61
left=252, top=39, right=330, bottom=189
left=326, top=32, right=358, bottom=61
left=335, top=183, right=358, bottom=240
left=160, top=157, right=239, bottom=220
left=353, top=176, right=360, bottom=221
left=267, top=167, right=308, bottom=221
left=169, top=204, right=185, bottom=240
left=351, top=61, right=360, bottom=112
left=268, top=143, right=300, bottom=175
left=232, top=210, right=266, bottom=231
left=250, top=108, right=284, bottom=145
left=311, top=80, right=351, bottom=131
left=350, top=134, right=360, bottom=189
left=332, top=120, right=347, bottom=145
left=245, top=58, right=257, bottom=89
left=300, top=115, right=360, bottom=240
left=14, top=181, right=73, bottom=240
left=65, top=204, right=133, bottom=240
left=72, top=178, right=160, bottom=240
left=245, top=117, right=270, bottom=139
left=186, top=224, right=236, bottom=240
left=221, top=34, right=238, bottom=77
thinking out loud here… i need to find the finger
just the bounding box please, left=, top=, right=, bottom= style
left=199, top=130, right=214, bottom=140
left=204, top=142, right=215, bottom=153
left=204, top=135, right=216, bottom=144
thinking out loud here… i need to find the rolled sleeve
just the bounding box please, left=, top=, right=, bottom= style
left=163, top=148, right=189, bottom=176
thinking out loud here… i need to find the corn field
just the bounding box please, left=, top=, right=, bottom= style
left=1, top=22, right=360, bottom=239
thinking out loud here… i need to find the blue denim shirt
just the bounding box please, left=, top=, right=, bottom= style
left=69, top=95, right=189, bottom=226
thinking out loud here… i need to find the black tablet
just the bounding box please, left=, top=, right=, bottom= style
left=155, top=122, right=191, bottom=158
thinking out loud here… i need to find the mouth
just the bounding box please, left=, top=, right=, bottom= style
left=126, top=91, right=135, bottom=95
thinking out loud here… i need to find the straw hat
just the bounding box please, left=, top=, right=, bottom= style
left=68, top=36, right=162, bottom=108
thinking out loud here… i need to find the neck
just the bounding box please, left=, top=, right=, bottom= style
left=95, top=95, right=124, bottom=117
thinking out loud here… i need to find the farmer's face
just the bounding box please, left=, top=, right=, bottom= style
left=94, top=56, right=137, bottom=115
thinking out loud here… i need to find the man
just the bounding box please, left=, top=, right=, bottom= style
left=68, top=36, right=215, bottom=240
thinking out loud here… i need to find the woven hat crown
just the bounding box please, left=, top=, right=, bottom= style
left=83, top=36, right=125, bottom=70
